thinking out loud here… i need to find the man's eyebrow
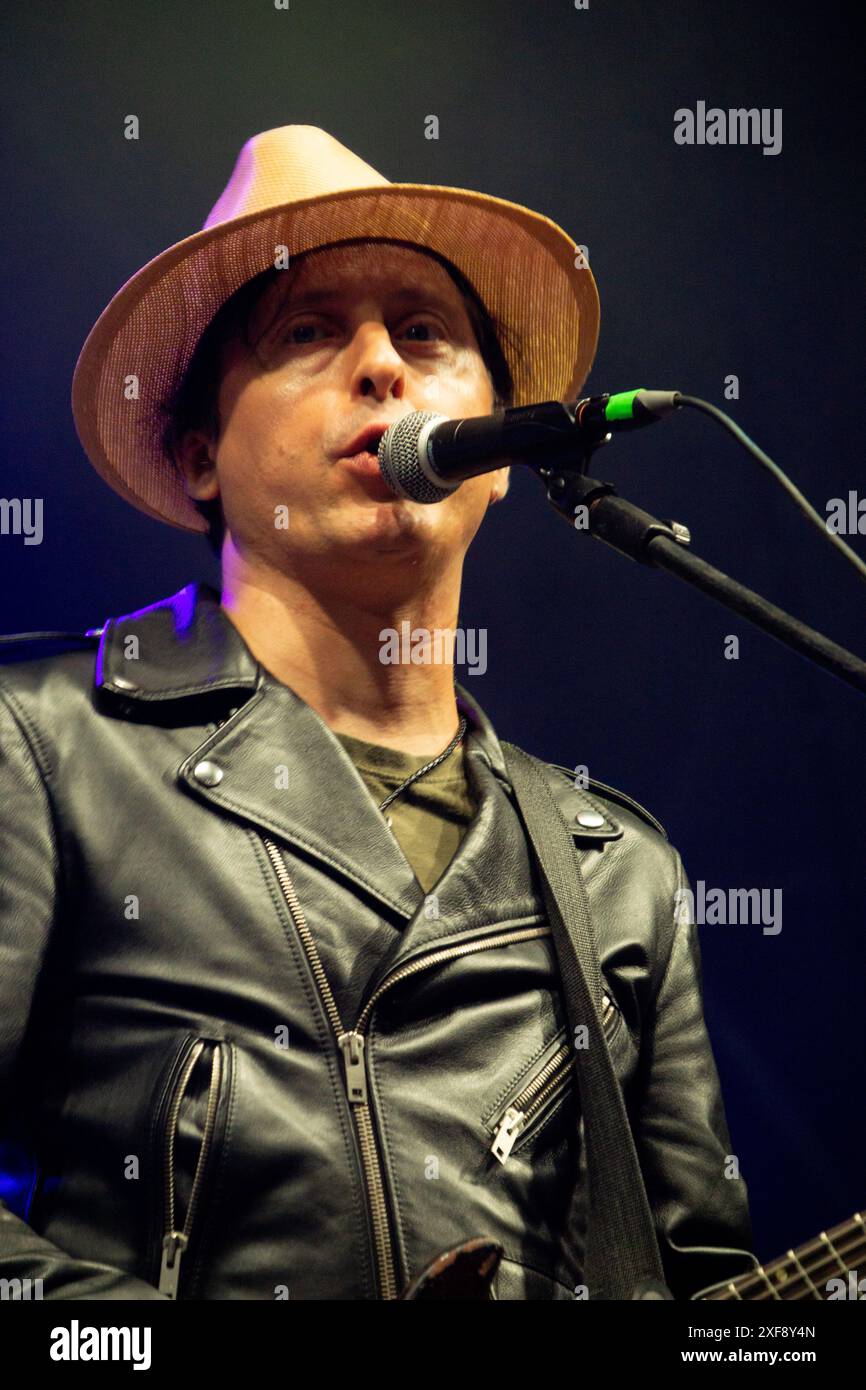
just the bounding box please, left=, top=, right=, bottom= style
left=277, top=284, right=459, bottom=314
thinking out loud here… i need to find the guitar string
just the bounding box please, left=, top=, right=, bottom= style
left=714, top=1230, right=866, bottom=1301
left=708, top=1220, right=866, bottom=1301
left=707, top=1222, right=865, bottom=1300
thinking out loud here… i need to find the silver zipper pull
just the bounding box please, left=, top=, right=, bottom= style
left=338, top=1031, right=368, bottom=1105
left=158, top=1231, right=189, bottom=1299
left=491, top=1107, right=527, bottom=1164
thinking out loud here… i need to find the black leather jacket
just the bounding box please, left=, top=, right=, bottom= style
left=0, top=581, right=758, bottom=1300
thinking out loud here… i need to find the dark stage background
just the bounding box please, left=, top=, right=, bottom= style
left=1, top=0, right=864, bottom=1270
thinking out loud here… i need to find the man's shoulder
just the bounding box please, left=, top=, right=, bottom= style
left=541, top=759, right=669, bottom=841
left=496, top=739, right=669, bottom=841
left=0, top=629, right=101, bottom=726
left=499, top=745, right=683, bottom=979
left=496, top=738, right=680, bottom=896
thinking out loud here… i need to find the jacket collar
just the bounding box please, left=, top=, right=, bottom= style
left=95, top=581, right=260, bottom=702
left=95, top=579, right=509, bottom=779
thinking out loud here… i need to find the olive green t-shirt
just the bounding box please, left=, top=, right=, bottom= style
left=334, top=730, right=477, bottom=894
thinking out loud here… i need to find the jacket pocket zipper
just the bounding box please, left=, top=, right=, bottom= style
left=261, top=833, right=558, bottom=1300
left=489, top=993, right=620, bottom=1165
left=157, top=1037, right=225, bottom=1299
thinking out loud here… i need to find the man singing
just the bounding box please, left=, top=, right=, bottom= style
left=0, top=125, right=757, bottom=1299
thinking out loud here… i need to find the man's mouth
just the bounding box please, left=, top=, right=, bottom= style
left=335, top=425, right=398, bottom=498
left=335, top=423, right=392, bottom=460
left=339, top=449, right=399, bottom=499
left=344, top=449, right=384, bottom=474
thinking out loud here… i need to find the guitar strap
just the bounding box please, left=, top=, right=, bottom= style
left=501, top=741, right=669, bottom=1299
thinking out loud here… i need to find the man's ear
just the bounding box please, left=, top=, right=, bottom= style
left=489, top=465, right=510, bottom=505
left=175, top=428, right=220, bottom=502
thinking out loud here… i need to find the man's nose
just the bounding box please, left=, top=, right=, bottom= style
left=348, top=321, right=407, bottom=399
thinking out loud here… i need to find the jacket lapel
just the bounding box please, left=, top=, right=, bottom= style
left=180, top=679, right=428, bottom=919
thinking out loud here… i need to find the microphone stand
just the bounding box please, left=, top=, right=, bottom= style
left=531, top=457, right=866, bottom=698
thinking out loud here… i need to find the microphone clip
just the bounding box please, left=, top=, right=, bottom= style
left=539, top=469, right=692, bottom=566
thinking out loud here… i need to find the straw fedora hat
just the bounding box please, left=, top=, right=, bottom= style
left=71, top=124, right=600, bottom=533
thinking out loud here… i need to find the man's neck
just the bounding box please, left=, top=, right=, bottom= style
left=219, top=554, right=466, bottom=758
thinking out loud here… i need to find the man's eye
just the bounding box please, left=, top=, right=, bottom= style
left=401, top=318, right=446, bottom=343
left=284, top=319, right=329, bottom=344
left=280, top=315, right=447, bottom=346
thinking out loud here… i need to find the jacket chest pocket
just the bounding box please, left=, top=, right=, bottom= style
left=482, top=993, right=624, bottom=1166
left=148, top=1033, right=234, bottom=1299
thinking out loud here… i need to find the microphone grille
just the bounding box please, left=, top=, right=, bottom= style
left=378, top=412, right=451, bottom=504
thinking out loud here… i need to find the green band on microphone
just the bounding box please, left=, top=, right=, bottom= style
left=604, top=389, right=644, bottom=422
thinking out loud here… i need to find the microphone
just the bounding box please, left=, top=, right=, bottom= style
left=376, top=389, right=681, bottom=503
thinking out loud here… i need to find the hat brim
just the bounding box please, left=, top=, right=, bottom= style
left=71, top=183, right=600, bottom=532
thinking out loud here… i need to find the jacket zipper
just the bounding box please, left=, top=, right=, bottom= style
left=261, top=833, right=559, bottom=1300
left=158, top=1038, right=224, bottom=1299
left=489, top=993, right=618, bottom=1165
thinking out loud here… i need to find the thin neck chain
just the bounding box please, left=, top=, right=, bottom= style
left=378, top=716, right=468, bottom=815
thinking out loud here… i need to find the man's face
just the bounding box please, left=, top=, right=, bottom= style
left=180, top=241, right=509, bottom=586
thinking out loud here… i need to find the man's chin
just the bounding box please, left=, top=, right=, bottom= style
left=300, top=498, right=446, bottom=566
left=353, top=499, right=437, bottom=551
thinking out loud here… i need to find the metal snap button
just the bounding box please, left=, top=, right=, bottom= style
left=193, top=759, right=224, bottom=787
left=575, top=810, right=605, bottom=828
